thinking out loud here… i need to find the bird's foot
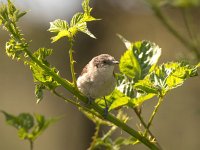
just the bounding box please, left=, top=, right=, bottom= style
left=103, top=106, right=109, bottom=118
left=86, top=97, right=94, bottom=107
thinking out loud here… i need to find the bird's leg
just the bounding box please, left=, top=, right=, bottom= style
left=103, top=97, right=109, bottom=118
left=87, top=96, right=94, bottom=105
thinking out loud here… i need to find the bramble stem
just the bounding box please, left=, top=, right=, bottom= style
left=68, top=38, right=77, bottom=88
left=134, top=108, right=154, bottom=138
left=53, top=90, right=80, bottom=107
left=144, top=96, right=163, bottom=136
left=88, top=123, right=101, bottom=150
left=134, top=108, right=162, bottom=149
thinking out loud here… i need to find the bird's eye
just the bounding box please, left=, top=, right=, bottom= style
left=103, top=60, right=107, bottom=64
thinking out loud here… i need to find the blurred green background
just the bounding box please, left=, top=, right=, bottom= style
left=0, top=0, right=200, bottom=150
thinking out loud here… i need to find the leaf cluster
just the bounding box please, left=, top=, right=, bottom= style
left=0, top=0, right=27, bottom=60
left=1, top=111, right=56, bottom=142
left=101, top=35, right=200, bottom=112
left=48, top=0, right=98, bottom=42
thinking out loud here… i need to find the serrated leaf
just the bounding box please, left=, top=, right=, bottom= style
left=135, top=62, right=200, bottom=96
left=33, top=47, right=52, bottom=61
left=77, top=22, right=96, bottom=38
left=1, top=111, right=20, bottom=129
left=26, top=48, right=61, bottom=102
left=5, top=37, right=28, bottom=60
left=51, top=30, right=71, bottom=42
left=48, top=19, right=69, bottom=33
left=70, top=12, right=84, bottom=27
left=119, top=38, right=161, bottom=82
left=115, top=74, right=134, bottom=98
left=48, top=19, right=70, bottom=42
left=30, top=62, right=60, bottom=89
left=31, top=114, right=58, bottom=141
left=69, top=12, right=96, bottom=38
left=82, top=0, right=92, bottom=15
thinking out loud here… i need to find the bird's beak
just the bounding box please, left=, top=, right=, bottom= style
left=112, top=60, right=119, bottom=64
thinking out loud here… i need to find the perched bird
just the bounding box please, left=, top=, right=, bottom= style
left=77, top=54, right=119, bottom=113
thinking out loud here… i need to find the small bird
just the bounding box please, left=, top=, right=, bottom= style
left=77, top=54, right=119, bottom=113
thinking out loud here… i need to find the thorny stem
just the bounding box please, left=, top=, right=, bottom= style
left=53, top=90, right=80, bottom=107
left=148, top=2, right=200, bottom=60
left=68, top=38, right=77, bottom=89
left=101, top=125, right=117, bottom=141
left=144, top=96, right=164, bottom=136
left=134, top=108, right=155, bottom=138
left=88, top=123, right=101, bottom=150
left=53, top=90, right=103, bottom=120
left=134, top=108, right=162, bottom=149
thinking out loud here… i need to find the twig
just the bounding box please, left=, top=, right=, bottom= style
left=68, top=38, right=77, bottom=88
left=134, top=108, right=162, bottom=149
left=87, top=123, right=101, bottom=150
left=29, top=140, right=33, bottom=150
left=145, top=96, right=163, bottom=135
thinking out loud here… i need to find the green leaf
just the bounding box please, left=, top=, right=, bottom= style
left=49, top=0, right=98, bottom=42
left=115, top=74, right=134, bottom=98
left=49, top=19, right=69, bottom=33
left=1, top=111, right=20, bottom=129
left=31, top=114, right=58, bottom=141
left=1, top=111, right=57, bottom=141
left=35, top=84, right=45, bottom=104
left=82, top=0, right=92, bottom=15
left=48, top=19, right=70, bottom=42
left=70, top=12, right=84, bottom=27
left=134, top=78, right=159, bottom=95
left=77, top=21, right=96, bottom=38
left=33, top=47, right=53, bottom=63
left=25, top=48, right=61, bottom=102
left=5, top=37, right=28, bottom=60
left=70, top=12, right=96, bottom=38
left=135, top=62, right=200, bottom=96
left=119, top=37, right=161, bottom=82
left=1, top=111, right=34, bottom=132
left=18, top=113, right=34, bottom=131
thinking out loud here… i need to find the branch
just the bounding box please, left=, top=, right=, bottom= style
left=68, top=38, right=77, bottom=88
